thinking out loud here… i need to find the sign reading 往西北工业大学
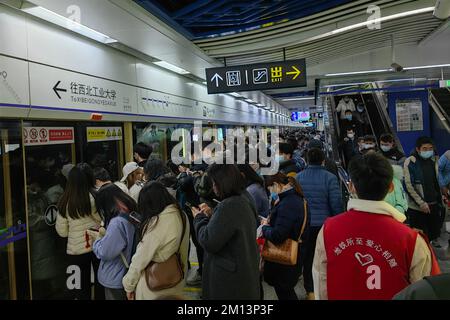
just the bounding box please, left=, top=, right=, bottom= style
left=28, top=62, right=138, bottom=115
left=0, top=223, right=27, bottom=248
left=205, top=59, right=307, bottom=94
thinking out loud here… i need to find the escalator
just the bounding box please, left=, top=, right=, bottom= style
left=429, top=89, right=450, bottom=154
left=430, top=89, right=450, bottom=123
left=332, top=90, right=401, bottom=147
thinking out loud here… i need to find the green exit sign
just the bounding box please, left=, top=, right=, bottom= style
left=440, top=80, right=450, bottom=88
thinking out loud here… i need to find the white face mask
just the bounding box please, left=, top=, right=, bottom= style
left=364, top=144, right=375, bottom=149
left=347, top=133, right=355, bottom=139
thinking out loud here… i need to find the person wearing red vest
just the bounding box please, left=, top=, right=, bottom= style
left=313, top=152, right=441, bottom=300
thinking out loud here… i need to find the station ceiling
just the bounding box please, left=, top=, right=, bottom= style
left=133, top=0, right=448, bottom=111
left=133, top=0, right=356, bottom=40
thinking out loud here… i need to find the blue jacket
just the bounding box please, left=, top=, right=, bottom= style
left=438, top=151, right=450, bottom=188
left=262, top=188, right=309, bottom=244
left=296, top=165, right=344, bottom=227
left=246, top=183, right=270, bottom=218
left=93, top=216, right=135, bottom=289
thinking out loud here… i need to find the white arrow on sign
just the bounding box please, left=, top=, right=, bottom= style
left=44, top=205, right=59, bottom=226
left=211, top=73, right=224, bottom=87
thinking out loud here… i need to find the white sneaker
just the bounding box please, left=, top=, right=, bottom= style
left=186, top=271, right=202, bottom=287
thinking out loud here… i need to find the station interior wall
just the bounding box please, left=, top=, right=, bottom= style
left=0, top=4, right=291, bottom=126
left=387, top=90, right=431, bottom=156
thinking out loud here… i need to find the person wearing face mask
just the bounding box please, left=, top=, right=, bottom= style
left=262, top=173, right=309, bottom=300
left=360, top=135, right=378, bottom=155
left=313, top=153, right=440, bottom=300
left=404, top=137, right=446, bottom=245
left=339, top=129, right=359, bottom=167
left=340, top=110, right=362, bottom=137
left=192, top=164, right=260, bottom=300
left=336, top=96, right=356, bottom=120
left=296, top=148, right=343, bottom=300
left=379, top=133, right=406, bottom=166
left=278, top=143, right=300, bottom=176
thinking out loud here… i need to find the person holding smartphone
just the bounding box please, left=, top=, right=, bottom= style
left=191, top=164, right=260, bottom=300
left=90, top=184, right=138, bottom=300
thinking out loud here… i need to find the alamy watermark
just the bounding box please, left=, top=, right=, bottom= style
left=170, top=121, right=280, bottom=175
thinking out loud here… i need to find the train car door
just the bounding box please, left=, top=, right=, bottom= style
left=23, top=125, right=76, bottom=299
left=0, top=120, right=30, bottom=300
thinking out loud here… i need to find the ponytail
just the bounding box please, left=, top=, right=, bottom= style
left=265, top=172, right=304, bottom=197
left=287, top=176, right=303, bottom=197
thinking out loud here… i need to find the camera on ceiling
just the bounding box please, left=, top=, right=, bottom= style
left=391, top=62, right=404, bottom=72
left=433, top=0, right=450, bottom=19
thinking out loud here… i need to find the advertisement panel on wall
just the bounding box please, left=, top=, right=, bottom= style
left=395, top=99, right=424, bottom=132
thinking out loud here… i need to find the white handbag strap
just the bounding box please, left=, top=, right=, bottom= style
left=120, top=252, right=130, bottom=269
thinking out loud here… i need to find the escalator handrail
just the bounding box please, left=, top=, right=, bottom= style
left=359, top=93, right=378, bottom=143
left=370, top=83, right=405, bottom=154
left=429, top=91, right=450, bottom=133
left=326, top=94, right=342, bottom=163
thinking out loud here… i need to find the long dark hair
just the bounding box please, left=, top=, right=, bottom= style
left=58, top=163, right=96, bottom=219
left=264, top=172, right=304, bottom=197
left=137, top=181, right=180, bottom=241
left=95, top=184, right=138, bottom=226
left=237, top=164, right=264, bottom=187
left=206, top=164, right=245, bottom=200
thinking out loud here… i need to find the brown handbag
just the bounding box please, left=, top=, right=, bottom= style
left=261, top=200, right=308, bottom=266
left=144, top=210, right=187, bottom=291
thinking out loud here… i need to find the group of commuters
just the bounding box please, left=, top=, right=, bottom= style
left=53, top=127, right=449, bottom=301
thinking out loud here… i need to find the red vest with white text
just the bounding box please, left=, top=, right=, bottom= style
left=323, top=210, right=438, bottom=300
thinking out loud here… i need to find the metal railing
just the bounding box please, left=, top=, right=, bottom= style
left=429, top=90, right=450, bottom=134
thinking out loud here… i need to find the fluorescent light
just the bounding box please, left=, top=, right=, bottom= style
left=20, top=4, right=117, bottom=44
left=245, top=99, right=256, bottom=104
left=229, top=92, right=243, bottom=98
left=293, top=7, right=434, bottom=45
left=403, top=64, right=450, bottom=70
left=325, top=64, right=450, bottom=78
left=325, top=69, right=392, bottom=77
left=202, top=81, right=207, bottom=85
left=323, top=78, right=430, bottom=88
left=282, top=97, right=315, bottom=101
left=256, top=103, right=264, bottom=107
left=154, top=61, right=190, bottom=75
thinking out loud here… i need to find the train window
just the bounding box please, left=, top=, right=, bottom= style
left=0, top=120, right=30, bottom=300
left=135, top=123, right=193, bottom=162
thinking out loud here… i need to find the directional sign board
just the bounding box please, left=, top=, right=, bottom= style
left=206, top=59, right=307, bottom=94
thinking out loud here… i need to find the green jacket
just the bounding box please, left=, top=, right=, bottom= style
left=384, top=175, right=408, bottom=214
left=384, top=164, right=408, bottom=214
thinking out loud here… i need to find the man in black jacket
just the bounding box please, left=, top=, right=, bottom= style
left=379, top=133, right=406, bottom=165
left=278, top=143, right=299, bottom=175
left=133, top=142, right=152, bottom=167
left=339, top=128, right=359, bottom=167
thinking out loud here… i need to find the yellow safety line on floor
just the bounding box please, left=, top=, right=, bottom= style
left=183, top=287, right=202, bottom=292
